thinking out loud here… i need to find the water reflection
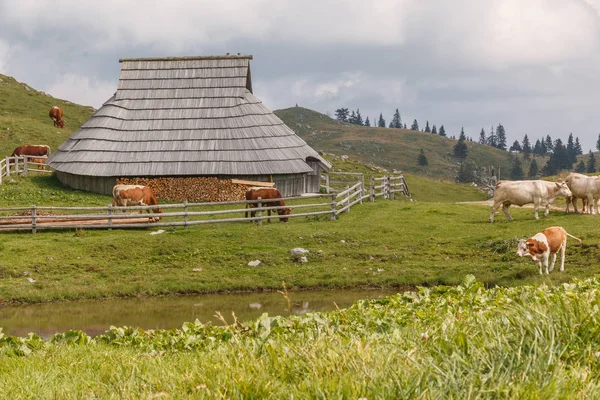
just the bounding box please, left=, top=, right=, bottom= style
left=0, top=289, right=402, bottom=337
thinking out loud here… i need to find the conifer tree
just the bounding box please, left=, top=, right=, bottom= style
left=533, top=139, right=543, bottom=156
left=424, top=121, right=431, bottom=133
left=377, top=113, right=386, bottom=128
left=335, top=108, right=349, bottom=122
left=545, top=135, right=554, bottom=154
left=431, top=125, right=437, bottom=134
left=364, top=117, right=370, bottom=127
left=355, top=109, right=363, bottom=126
left=566, top=133, right=576, bottom=164
left=510, top=157, right=525, bottom=180
left=438, top=125, right=446, bottom=137
left=522, top=134, right=532, bottom=160
left=348, top=110, right=357, bottom=124
left=575, top=160, right=586, bottom=173
left=417, top=149, right=428, bottom=166
left=574, top=137, right=583, bottom=155
left=453, top=128, right=468, bottom=160
left=487, top=125, right=497, bottom=148
left=509, top=140, right=522, bottom=152
left=390, top=109, right=402, bottom=128
left=597, top=134, right=600, bottom=151
left=403, top=123, right=407, bottom=129
left=495, top=123, right=507, bottom=150
left=588, top=150, right=597, bottom=173
left=410, top=119, right=419, bottom=131
left=528, top=158, right=539, bottom=178
left=479, top=128, right=486, bottom=145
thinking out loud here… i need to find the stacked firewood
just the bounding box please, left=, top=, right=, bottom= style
left=116, top=177, right=249, bottom=202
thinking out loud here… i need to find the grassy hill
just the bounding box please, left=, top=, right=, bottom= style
left=0, top=74, right=95, bottom=157
left=275, top=107, right=520, bottom=181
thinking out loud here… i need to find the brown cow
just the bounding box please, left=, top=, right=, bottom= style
left=112, top=185, right=162, bottom=222
left=245, top=187, right=290, bottom=223
left=49, top=106, right=65, bottom=128
left=11, top=145, right=50, bottom=157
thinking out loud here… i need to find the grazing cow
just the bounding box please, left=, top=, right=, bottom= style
left=516, top=226, right=582, bottom=275
left=30, top=157, right=47, bottom=170
left=112, top=185, right=162, bottom=221
left=489, top=180, right=572, bottom=222
left=245, top=187, right=291, bottom=223
left=11, top=145, right=50, bottom=157
left=49, top=106, right=65, bottom=128
left=565, top=173, right=600, bottom=214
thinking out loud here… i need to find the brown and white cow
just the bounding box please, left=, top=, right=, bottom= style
left=245, top=187, right=291, bottom=223
left=11, top=145, right=50, bottom=157
left=49, top=106, right=65, bottom=128
left=489, top=180, right=572, bottom=222
left=564, top=173, right=600, bottom=214
left=112, top=185, right=162, bottom=221
left=516, top=226, right=581, bottom=274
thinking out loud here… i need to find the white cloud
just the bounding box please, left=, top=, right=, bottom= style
left=45, top=74, right=116, bottom=108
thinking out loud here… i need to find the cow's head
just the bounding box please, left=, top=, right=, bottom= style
left=58, top=119, right=65, bottom=129
left=277, top=207, right=291, bottom=223
left=555, top=181, right=572, bottom=198
left=516, top=239, right=529, bottom=257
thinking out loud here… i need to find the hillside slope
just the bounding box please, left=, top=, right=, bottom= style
left=0, top=74, right=95, bottom=157
left=275, top=107, right=517, bottom=181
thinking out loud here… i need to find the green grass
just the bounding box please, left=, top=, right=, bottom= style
left=0, top=172, right=592, bottom=305
left=3, top=276, right=600, bottom=398
left=0, top=74, right=95, bottom=157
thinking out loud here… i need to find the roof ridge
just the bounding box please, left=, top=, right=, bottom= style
left=119, top=55, right=253, bottom=62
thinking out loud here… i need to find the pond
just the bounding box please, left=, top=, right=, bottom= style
left=0, top=288, right=404, bottom=337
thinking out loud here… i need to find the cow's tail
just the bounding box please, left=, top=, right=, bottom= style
left=566, top=232, right=582, bottom=243
left=245, top=202, right=249, bottom=219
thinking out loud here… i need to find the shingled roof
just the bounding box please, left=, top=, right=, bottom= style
left=47, top=55, right=330, bottom=177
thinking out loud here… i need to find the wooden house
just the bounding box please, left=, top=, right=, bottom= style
left=47, top=55, right=330, bottom=196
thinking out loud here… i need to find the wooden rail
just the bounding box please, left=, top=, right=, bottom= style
left=0, top=172, right=411, bottom=233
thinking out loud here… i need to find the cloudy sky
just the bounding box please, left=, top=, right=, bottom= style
left=1, top=0, right=600, bottom=151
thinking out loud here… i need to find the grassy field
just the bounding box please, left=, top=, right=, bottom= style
left=3, top=276, right=600, bottom=398
left=0, top=170, right=592, bottom=306
left=0, top=73, right=95, bottom=158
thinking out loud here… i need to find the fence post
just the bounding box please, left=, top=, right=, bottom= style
left=257, top=197, right=263, bottom=225
left=5, top=157, right=9, bottom=177
left=108, top=204, right=113, bottom=230
left=361, top=174, right=365, bottom=199
left=184, top=200, right=188, bottom=230
left=390, top=175, right=395, bottom=200
left=23, top=156, right=28, bottom=176
left=31, top=205, right=37, bottom=234
left=330, top=193, right=336, bottom=220
left=384, top=176, right=389, bottom=199
left=325, top=174, right=330, bottom=194
left=370, top=177, right=375, bottom=202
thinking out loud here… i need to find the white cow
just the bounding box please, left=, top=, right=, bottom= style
left=489, top=180, right=572, bottom=222
left=564, top=173, right=600, bottom=214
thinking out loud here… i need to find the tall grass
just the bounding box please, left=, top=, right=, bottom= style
left=2, top=276, right=600, bottom=398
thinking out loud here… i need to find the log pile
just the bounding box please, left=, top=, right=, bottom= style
left=115, top=177, right=266, bottom=202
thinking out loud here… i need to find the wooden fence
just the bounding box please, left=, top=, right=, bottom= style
left=0, top=170, right=411, bottom=233
left=0, top=155, right=51, bottom=184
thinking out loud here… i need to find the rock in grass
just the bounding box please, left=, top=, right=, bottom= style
left=248, top=260, right=261, bottom=267
left=300, top=256, right=308, bottom=263
left=290, top=248, right=309, bottom=256
left=26, top=277, right=36, bottom=283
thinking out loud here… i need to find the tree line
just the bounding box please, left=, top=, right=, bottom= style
left=334, top=107, right=447, bottom=137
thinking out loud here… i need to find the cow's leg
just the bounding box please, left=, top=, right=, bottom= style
left=500, top=202, right=513, bottom=221
left=543, top=253, right=550, bottom=274
left=544, top=203, right=550, bottom=217
left=537, top=260, right=543, bottom=275
left=267, top=209, right=272, bottom=223
left=549, top=252, right=557, bottom=272
left=489, top=203, right=499, bottom=223
left=559, top=240, right=567, bottom=272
